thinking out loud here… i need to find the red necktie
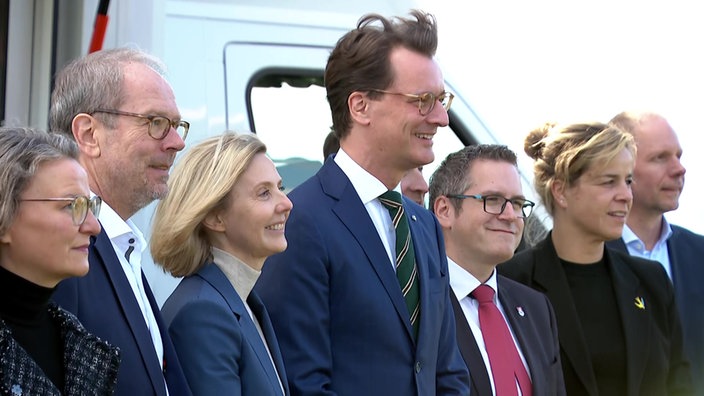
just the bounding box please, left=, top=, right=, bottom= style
left=472, top=284, right=532, bottom=396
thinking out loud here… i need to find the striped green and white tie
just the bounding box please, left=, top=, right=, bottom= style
left=379, top=190, right=420, bottom=339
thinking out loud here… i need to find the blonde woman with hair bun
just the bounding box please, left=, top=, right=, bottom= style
left=499, top=122, right=692, bottom=395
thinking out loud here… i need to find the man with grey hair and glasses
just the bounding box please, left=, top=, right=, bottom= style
left=51, top=47, right=191, bottom=396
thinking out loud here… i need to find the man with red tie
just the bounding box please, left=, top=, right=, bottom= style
left=430, top=144, right=566, bottom=395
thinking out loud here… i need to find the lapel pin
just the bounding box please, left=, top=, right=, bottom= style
left=516, top=306, right=525, bottom=317
left=634, top=296, right=646, bottom=310
left=411, top=215, right=417, bottom=221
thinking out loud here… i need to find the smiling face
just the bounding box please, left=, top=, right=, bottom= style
left=560, top=148, right=634, bottom=242
left=209, top=153, right=292, bottom=269
left=630, top=115, right=686, bottom=218
left=94, top=63, right=186, bottom=219
left=438, top=159, right=524, bottom=279
left=0, top=159, right=101, bottom=287
left=365, top=47, right=449, bottom=184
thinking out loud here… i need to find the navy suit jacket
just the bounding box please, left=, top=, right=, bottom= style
left=499, top=234, right=692, bottom=396
left=607, top=224, right=704, bottom=394
left=450, top=275, right=566, bottom=396
left=53, top=228, right=191, bottom=396
left=255, top=159, right=469, bottom=396
left=161, top=262, right=289, bottom=396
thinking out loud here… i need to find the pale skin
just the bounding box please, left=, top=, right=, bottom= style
left=434, top=160, right=525, bottom=283
left=341, top=46, right=449, bottom=189
left=550, top=148, right=634, bottom=263
left=71, top=63, right=186, bottom=220
left=202, top=154, right=293, bottom=271
left=626, top=114, right=685, bottom=250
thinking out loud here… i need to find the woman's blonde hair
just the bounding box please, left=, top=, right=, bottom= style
left=524, top=121, right=635, bottom=216
left=150, top=132, right=266, bottom=277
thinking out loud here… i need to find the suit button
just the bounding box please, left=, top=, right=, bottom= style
left=415, top=361, right=422, bottom=373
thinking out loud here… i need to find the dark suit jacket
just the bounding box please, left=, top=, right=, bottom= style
left=451, top=275, right=566, bottom=395
left=255, top=159, right=469, bottom=396
left=608, top=224, right=704, bottom=394
left=53, top=229, right=191, bottom=396
left=499, top=234, right=692, bottom=396
left=161, top=262, right=289, bottom=395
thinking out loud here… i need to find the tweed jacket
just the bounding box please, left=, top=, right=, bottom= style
left=0, top=303, right=120, bottom=396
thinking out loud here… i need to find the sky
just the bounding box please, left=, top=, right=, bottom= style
left=419, top=1, right=703, bottom=234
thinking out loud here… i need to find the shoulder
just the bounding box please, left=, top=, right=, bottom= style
left=670, top=224, right=704, bottom=244
left=607, top=249, right=672, bottom=292
left=497, top=246, right=536, bottom=278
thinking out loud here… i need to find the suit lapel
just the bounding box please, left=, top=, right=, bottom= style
left=320, top=162, right=414, bottom=341
left=531, top=237, right=598, bottom=395
left=249, top=292, right=289, bottom=396
left=199, top=264, right=284, bottom=395
left=605, top=249, right=649, bottom=395
left=92, top=230, right=166, bottom=396
left=498, top=278, right=542, bottom=394
left=449, top=292, right=490, bottom=395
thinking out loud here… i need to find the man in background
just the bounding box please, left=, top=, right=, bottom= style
left=608, top=111, right=704, bottom=394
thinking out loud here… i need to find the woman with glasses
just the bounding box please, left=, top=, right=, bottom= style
left=499, top=122, right=692, bottom=395
left=152, top=132, right=291, bottom=395
left=0, top=127, right=119, bottom=394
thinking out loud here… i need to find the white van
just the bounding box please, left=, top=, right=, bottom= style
left=3, top=0, right=537, bottom=304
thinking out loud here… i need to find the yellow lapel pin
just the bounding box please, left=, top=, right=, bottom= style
left=634, top=296, right=646, bottom=310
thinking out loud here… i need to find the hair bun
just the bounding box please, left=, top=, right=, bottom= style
left=524, top=122, right=555, bottom=160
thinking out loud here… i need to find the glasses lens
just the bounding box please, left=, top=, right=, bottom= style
left=72, top=197, right=89, bottom=226
left=149, top=116, right=171, bottom=139
left=175, top=122, right=189, bottom=140
left=418, top=93, right=434, bottom=115
left=483, top=196, right=505, bottom=215
left=90, top=196, right=102, bottom=218
left=440, top=92, right=454, bottom=112
left=522, top=202, right=534, bottom=218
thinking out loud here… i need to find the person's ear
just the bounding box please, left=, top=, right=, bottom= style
left=72, top=113, right=101, bottom=158
left=551, top=180, right=567, bottom=208
left=202, top=211, right=226, bottom=233
left=433, top=196, right=455, bottom=229
left=348, top=91, right=371, bottom=126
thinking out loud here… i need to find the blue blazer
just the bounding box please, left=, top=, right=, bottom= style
left=255, top=159, right=469, bottom=396
left=160, top=262, right=289, bottom=396
left=607, top=224, right=704, bottom=394
left=53, top=229, right=191, bottom=396
left=450, top=275, right=566, bottom=396
left=500, top=234, right=692, bottom=396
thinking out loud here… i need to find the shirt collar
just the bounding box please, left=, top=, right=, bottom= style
left=211, top=247, right=260, bottom=303
left=448, top=257, right=499, bottom=302
left=334, top=148, right=401, bottom=203
left=622, top=217, right=673, bottom=246
left=98, top=199, right=146, bottom=253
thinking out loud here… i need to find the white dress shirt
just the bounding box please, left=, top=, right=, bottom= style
left=622, top=219, right=673, bottom=279
left=335, top=149, right=402, bottom=269
left=448, top=259, right=531, bottom=395
left=99, top=202, right=167, bottom=392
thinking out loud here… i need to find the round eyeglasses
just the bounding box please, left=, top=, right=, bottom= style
left=447, top=194, right=535, bottom=218
left=20, top=196, right=102, bottom=226
left=368, top=89, right=454, bottom=116
left=92, top=109, right=189, bottom=140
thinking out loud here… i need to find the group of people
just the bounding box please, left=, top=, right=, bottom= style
left=0, top=7, right=702, bottom=396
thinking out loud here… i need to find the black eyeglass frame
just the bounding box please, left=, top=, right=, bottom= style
left=367, top=89, right=454, bottom=116
left=20, top=196, right=102, bottom=226
left=447, top=194, right=535, bottom=218
left=92, top=108, right=190, bottom=140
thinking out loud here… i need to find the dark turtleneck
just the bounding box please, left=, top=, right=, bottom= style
left=0, top=265, right=65, bottom=390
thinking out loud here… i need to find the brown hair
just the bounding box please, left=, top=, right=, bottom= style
left=325, top=9, right=438, bottom=139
